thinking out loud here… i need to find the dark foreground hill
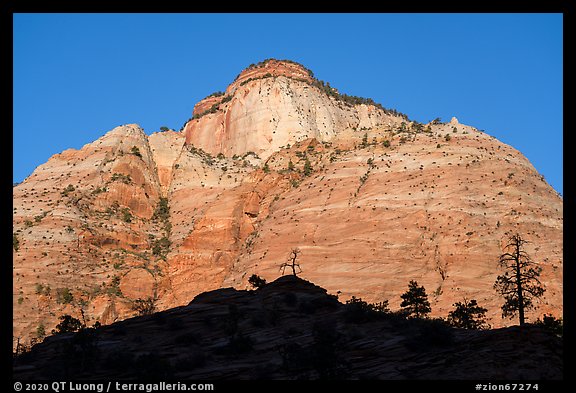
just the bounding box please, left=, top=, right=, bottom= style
left=13, top=276, right=562, bottom=380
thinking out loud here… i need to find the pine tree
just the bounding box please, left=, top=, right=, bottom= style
left=494, top=233, right=545, bottom=325
left=400, top=280, right=431, bottom=318
left=447, top=298, right=489, bottom=329
left=52, top=315, right=83, bottom=334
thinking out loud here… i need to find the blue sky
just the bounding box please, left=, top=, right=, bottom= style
left=13, top=13, right=563, bottom=195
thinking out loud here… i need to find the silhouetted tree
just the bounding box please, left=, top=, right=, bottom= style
left=248, top=274, right=267, bottom=289
left=344, top=296, right=390, bottom=322
left=447, top=298, right=489, bottom=329
left=280, top=248, right=302, bottom=276
left=400, top=280, right=431, bottom=318
left=533, top=314, right=563, bottom=337
left=52, top=315, right=83, bottom=334
left=493, top=233, right=545, bottom=325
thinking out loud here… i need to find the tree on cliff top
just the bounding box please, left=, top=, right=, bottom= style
left=280, top=248, right=302, bottom=276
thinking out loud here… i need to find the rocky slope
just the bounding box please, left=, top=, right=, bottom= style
left=12, top=59, right=563, bottom=348
left=13, top=276, right=563, bottom=380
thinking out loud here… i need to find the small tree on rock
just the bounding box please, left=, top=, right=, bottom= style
left=52, top=315, right=83, bottom=334
left=280, top=248, right=302, bottom=276
left=131, top=146, right=142, bottom=158
left=447, top=298, right=489, bottom=329
left=400, top=280, right=431, bottom=319
left=248, top=274, right=267, bottom=289
left=493, top=233, right=545, bottom=325
left=534, top=314, right=563, bottom=337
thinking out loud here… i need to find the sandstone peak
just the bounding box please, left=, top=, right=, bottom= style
left=12, top=61, right=563, bottom=353
left=450, top=116, right=459, bottom=124
left=229, top=58, right=315, bottom=93
left=192, top=59, right=315, bottom=117
left=183, top=58, right=408, bottom=161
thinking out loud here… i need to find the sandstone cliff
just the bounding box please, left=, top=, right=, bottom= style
left=13, top=59, right=563, bottom=348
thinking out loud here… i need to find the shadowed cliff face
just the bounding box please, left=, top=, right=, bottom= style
left=13, top=276, right=562, bottom=380
left=13, top=60, right=562, bottom=348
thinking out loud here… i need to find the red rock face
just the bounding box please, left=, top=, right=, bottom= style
left=12, top=125, right=166, bottom=344
left=182, top=59, right=395, bottom=161
left=13, top=61, right=563, bottom=348
left=222, top=130, right=563, bottom=328
left=227, top=59, right=315, bottom=94
left=193, top=95, right=223, bottom=117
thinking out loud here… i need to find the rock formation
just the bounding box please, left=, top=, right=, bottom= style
left=13, top=276, right=563, bottom=380
left=13, top=59, right=563, bottom=349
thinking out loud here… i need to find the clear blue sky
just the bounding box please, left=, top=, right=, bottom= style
left=13, top=13, right=563, bottom=195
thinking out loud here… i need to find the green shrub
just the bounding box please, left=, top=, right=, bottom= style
left=152, top=236, right=171, bottom=258
left=152, top=198, right=170, bottom=222
left=110, top=173, right=132, bottom=184
left=13, top=233, right=19, bottom=251
left=303, top=158, right=313, bottom=176
left=106, top=276, right=122, bottom=297
left=35, top=283, right=47, bottom=295
left=36, top=323, right=46, bottom=339
left=34, top=211, right=48, bottom=223
left=131, top=146, right=142, bottom=158
left=61, top=184, right=75, bottom=196
left=56, top=288, right=74, bottom=304
left=120, top=208, right=133, bottom=223
left=360, top=133, right=369, bottom=148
